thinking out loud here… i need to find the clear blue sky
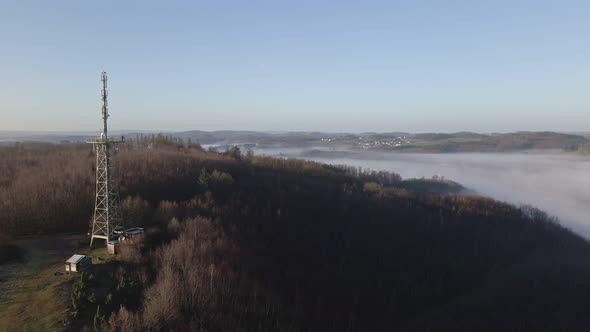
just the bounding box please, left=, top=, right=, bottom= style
left=1, top=0, right=589, bottom=133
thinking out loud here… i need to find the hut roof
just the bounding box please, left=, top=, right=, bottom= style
left=66, top=254, right=88, bottom=264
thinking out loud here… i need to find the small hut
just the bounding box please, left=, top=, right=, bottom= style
left=107, top=241, right=120, bottom=255
left=65, top=254, right=92, bottom=273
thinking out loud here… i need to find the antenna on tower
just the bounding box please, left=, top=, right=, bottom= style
left=87, top=71, right=124, bottom=250
left=101, top=71, right=109, bottom=136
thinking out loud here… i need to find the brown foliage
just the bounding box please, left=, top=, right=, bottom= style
left=4, top=141, right=590, bottom=332
left=112, top=217, right=275, bottom=331
left=0, top=144, right=94, bottom=235
left=121, top=196, right=150, bottom=227
left=0, top=141, right=227, bottom=236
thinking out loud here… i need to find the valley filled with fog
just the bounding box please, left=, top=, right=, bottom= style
left=253, top=147, right=590, bottom=239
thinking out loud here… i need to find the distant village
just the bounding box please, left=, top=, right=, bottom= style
left=320, top=136, right=411, bottom=149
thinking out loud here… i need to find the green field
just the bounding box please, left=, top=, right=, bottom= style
left=0, top=235, right=110, bottom=331
left=313, top=131, right=588, bottom=153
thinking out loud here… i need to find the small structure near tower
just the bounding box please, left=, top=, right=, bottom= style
left=87, top=72, right=124, bottom=250
left=65, top=254, right=93, bottom=273
left=107, top=241, right=120, bottom=255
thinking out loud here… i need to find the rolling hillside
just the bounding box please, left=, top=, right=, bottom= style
left=1, top=139, right=590, bottom=331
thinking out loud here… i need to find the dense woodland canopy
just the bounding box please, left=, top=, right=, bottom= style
left=2, top=136, right=590, bottom=331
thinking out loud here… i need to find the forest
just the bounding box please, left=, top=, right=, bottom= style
left=2, top=136, right=590, bottom=331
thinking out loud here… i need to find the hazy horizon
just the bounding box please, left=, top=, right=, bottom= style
left=2, top=1, right=590, bottom=133
left=1, top=128, right=589, bottom=135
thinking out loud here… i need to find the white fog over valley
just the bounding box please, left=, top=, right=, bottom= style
left=251, top=147, right=590, bottom=239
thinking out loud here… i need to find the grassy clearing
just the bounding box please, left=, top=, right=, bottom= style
left=0, top=235, right=111, bottom=331
left=0, top=266, right=73, bottom=331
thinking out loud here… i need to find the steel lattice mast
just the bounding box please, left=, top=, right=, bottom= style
left=87, top=72, right=123, bottom=248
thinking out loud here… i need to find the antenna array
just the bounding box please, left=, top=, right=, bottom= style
left=87, top=72, right=124, bottom=248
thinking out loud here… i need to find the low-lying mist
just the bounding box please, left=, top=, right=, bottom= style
left=253, top=147, right=590, bottom=239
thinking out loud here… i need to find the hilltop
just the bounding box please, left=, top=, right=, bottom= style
left=1, top=138, right=590, bottom=331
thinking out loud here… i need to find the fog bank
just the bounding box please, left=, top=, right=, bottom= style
left=254, top=148, right=590, bottom=239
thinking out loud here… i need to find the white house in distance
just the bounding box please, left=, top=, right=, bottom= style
left=65, top=254, right=92, bottom=273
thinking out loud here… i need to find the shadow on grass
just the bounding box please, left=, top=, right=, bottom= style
left=0, top=244, right=26, bottom=265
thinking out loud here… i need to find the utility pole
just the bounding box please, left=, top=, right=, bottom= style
left=87, top=72, right=124, bottom=249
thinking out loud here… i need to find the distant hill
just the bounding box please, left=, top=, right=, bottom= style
left=2, top=130, right=588, bottom=153
left=174, top=130, right=590, bottom=153
left=325, top=131, right=589, bottom=153
left=488, top=131, right=585, bottom=150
